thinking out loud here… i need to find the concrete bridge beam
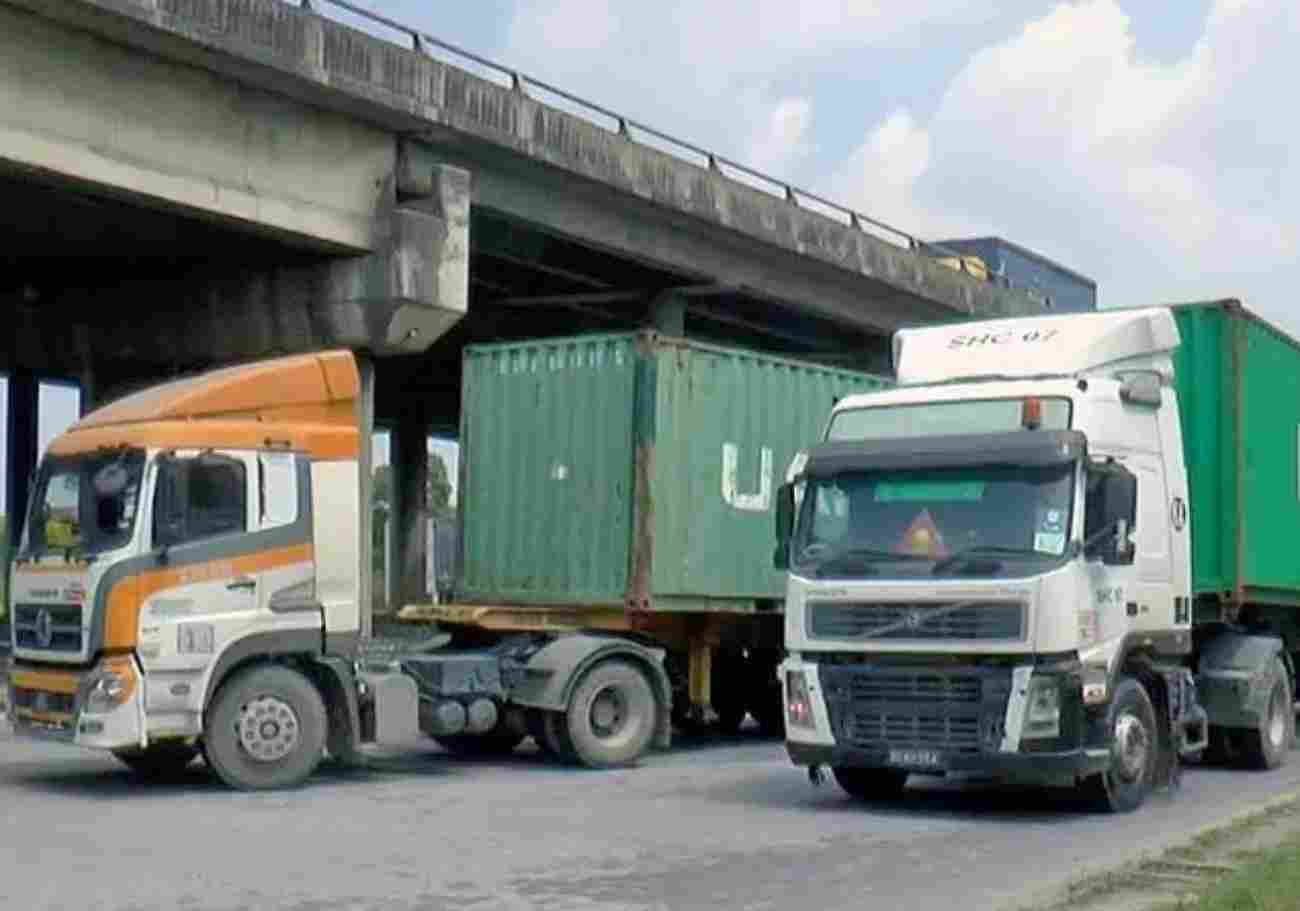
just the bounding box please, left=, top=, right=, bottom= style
left=57, top=164, right=470, bottom=381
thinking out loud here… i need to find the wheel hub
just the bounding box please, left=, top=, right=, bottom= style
left=1114, top=712, right=1149, bottom=782
left=589, top=687, right=626, bottom=737
left=237, top=695, right=300, bottom=763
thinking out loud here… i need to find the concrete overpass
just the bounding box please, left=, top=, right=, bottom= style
left=0, top=0, right=1046, bottom=609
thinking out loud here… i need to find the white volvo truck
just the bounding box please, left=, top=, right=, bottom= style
left=6, top=351, right=671, bottom=788
left=775, top=303, right=1298, bottom=813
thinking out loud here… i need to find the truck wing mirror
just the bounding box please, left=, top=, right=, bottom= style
left=774, top=482, right=795, bottom=570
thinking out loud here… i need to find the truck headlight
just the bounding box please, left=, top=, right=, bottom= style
left=82, top=656, right=138, bottom=715
left=1022, top=675, right=1061, bottom=739
left=786, top=670, right=815, bottom=730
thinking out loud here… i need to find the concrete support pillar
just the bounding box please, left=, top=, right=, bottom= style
left=392, top=410, right=431, bottom=609
left=73, top=323, right=96, bottom=415
left=649, top=290, right=687, bottom=336
left=357, top=355, right=376, bottom=638
left=51, top=164, right=472, bottom=368
left=6, top=371, right=38, bottom=548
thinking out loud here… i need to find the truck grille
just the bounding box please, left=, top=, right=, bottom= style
left=807, top=600, right=1025, bottom=642
left=13, top=603, right=84, bottom=653
left=845, top=713, right=982, bottom=752
left=819, top=665, right=1012, bottom=755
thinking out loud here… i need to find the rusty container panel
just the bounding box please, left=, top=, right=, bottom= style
left=458, top=334, right=638, bottom=605
left=457, top=332, right=887, bottom=608
left=646, top=337, right=888, bottom=603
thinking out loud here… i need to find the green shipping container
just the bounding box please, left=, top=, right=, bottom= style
left=457, top=332, right=888, bottom=609
left=1172, top=301, right=1300, bottom=604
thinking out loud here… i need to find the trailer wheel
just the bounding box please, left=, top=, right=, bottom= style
left=113, top=742, right=199, bottom=778
left=565, top=659, right=657, bottom=768
left=1082, top=676, right=1157, bottom=813
left=832, top=766, right=908, bottom=801
left=1243, top=658, right=1294, bottom=770
left=203, top=664, right=327, bottom=791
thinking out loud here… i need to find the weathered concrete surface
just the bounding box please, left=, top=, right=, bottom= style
left=12, top=165, right=469, bottom=385
left=0, top=3, right=396, bottom=253
left=9, top=0, right=1044, bottom=329
left=2, top=730, right=1299, bottom=911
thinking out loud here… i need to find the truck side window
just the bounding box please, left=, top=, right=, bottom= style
left=258, top=452, right=298, bottom=529
left=154, top=455, right=248, bottom=547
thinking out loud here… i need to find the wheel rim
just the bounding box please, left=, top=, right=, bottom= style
left=1267, top=681, right=1288, bottom=749
left=236, top=694, right=301, bottom=763
left=1114, top=711, right=1150, bottom=782
left=588, top=684, right=627, bottom=739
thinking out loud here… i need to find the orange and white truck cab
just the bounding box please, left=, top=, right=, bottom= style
left=7, top=351, right=671, bottom=789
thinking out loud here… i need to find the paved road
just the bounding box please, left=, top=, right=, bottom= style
left=4, top=723, right=1300, bottom=911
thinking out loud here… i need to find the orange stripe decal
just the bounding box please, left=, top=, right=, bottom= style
left=103, top=542, right=315, bottom=650
left=12, top=669, right=81, bottom=695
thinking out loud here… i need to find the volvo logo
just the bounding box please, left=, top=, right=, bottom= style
left=904, top=609, right=925, bottom=630
left=35, top=608, right=53, bottom=648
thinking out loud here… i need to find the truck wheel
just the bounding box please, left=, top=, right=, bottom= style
left=203, top=664, right=328, bottom=791
left=1082, top=676, right=1157, bottom=813
left=832, top=766, right=908, bottom=801
left=1243, top=658, right=1294, bottom=770
left=113, top=742, right=199, bottom=778
left=565, top=659, right=657, bottom=768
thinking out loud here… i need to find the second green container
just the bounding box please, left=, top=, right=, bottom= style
left=457, top=332, right=888, bottom=609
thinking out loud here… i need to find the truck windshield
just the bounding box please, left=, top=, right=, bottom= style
left=19, top=448, right=146, bottom=559
left=792, top=463, right=1076, bottom=579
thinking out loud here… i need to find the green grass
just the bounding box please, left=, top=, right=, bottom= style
left=1155, top=831, right=1300, bottom=910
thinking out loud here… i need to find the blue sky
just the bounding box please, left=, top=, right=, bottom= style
left=7, top=0, right=1297, bottom=512
left=337, top=0, right=1292, bottom=320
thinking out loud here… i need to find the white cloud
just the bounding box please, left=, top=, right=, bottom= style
left=830, top=0, right=1300, bottom=325
left=745, top=97, right=814, bottom=174
left=501, top=1, right=1043, bottom=179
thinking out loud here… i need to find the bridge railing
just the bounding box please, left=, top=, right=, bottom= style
left=300, top=0, right=1008, bottom=288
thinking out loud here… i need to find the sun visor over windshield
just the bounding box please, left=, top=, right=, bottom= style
left=799, top=430, right=1087, bottom=478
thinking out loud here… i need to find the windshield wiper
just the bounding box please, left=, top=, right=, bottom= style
left=931, top=545, right=1044, bottom=575
left=807, top=546, right=931, bottom=577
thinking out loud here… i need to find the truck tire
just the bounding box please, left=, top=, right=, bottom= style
left=832, top=766, right=908, bottom=801
left=113, top=742, right=199, bottom=778
left=565, top=659, right=657, bottom=768
left=1081, top=676, right=1157, bottom=813
left=1242, top=657, right=1294, bottom=770
left=203, top=664, right=328, bottom=791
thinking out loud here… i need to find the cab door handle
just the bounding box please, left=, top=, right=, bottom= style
left=226, top=577, right=256, bottom=592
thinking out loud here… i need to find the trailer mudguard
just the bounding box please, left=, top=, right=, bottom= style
left=508, top=634, right=673, bottom=750
left=1196, top=631, right=1289, bottom=729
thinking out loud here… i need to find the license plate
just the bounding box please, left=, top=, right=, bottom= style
left=888, top=748, right=942, bottom=769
